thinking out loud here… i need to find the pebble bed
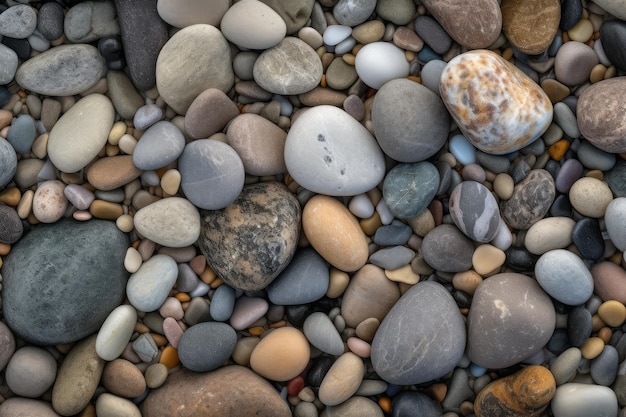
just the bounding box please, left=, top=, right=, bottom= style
left=0, top=0, right=626, bottom=416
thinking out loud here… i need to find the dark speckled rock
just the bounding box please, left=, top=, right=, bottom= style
left=421, top=224, right=474, bottom=272
left=0, top=204, right=22, bottom=244
left=600, top=20, right=626, bottom=72
left=606, top=160, right=626, bottom=198
left=572, top=218, right=604, bottom=261
left=501, top=169, right=555, bottom=230
left=198, top=182, right=300, bottom=291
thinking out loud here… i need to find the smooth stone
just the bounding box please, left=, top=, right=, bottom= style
left=15, top=44, right=106, bottom=96
left=32, top=179, right=67, bottom=223
left=260, top=0, right=314, bottom=34
left=414, top=16, right=451, bottom=55
left=115, top=0, right=168, bottom=91
left=96, top=305, right=137, bottom=361
left=553, top=102, right=580, bottom=138
left=323, top=25, right=352, bottom=46
left=391, top=391, right=441, bottom=417
left=501, top=169, right=555, bottom=230
left=551, top=347, right=582, bottom=385
left=606, top=160, right=626, bottom=197
left=592, top=262, right=626, bottom=304
left=568, top=306, right=592, bottom=347
left=440, top=50, right=553, bottom=155
left=420, top=0, right=501, bottom=49
left=449, top=181, right=500, bottom=242
left=376, top=0, right=415, bottom=25
left=535, top=249, right=593, bottom=305
left=2, top=219, right=128, bottom=345
left=141, top=366, right=291, bottom=417
left=326, top=57, right=358, bottom=90
left=474, top=366, right=556, bottom=417
left=577, top=78, right=626, bottom=153
left=133, top=197, right=200, bottom=248
left=348, top=193, right=374, bottom=218
left=221, top=0, right=286, bottom=49
left=476, top=151, right=510, bottom=173
left=606, top=198, right=626, bottom=252
left=354, top=42, right=410, bottom=89
left=0, top=204, right=22, bottom=244
left=37, top=2, right=64, bottom=40
left=468, top=273, right=556, bottom=368
left=371, top=281, right=466, bottom=384
left=253, top=37, right=322, bottom=95
left=52, top=335, right=104, bottom=416
left=0, top=43, right=18, bottom=85
left=285, top=105, right=385, bottom=196
left=372, top=221, right=413, bottom=246
left=95, top=393, right=141, bottom=417
left=132, top=121, right=185, bottom=170
left=210, top=284, right=236, bottom=322
left=0, top=138, right=17, bottom=189
left=369, top=246, right=415, bottom=270
left=127, top=255, right=178, bottom=312
left=199, top=182, right=300, bottom=290
left=48, top=94, right=114, bottom=173
left=303, top=312, right=344, bottom=356
left=267, top=248, right=329, bottom=305
left=302, top=195, right=368, bottom=272
left=0, top=321, right=15, bottom=371
left=106, top=71, right=144, bottom=120
left=0, top=5, right=37, bottom=38
left=5, top=346, right=57, bottom=398
left=600, top=20, right=626, bottom=71
left=551, top=383, right=618, bottom=417
left=178, top=139, right=245, bottom=210
left=382, top=162, right=439, bottom=219
left=0, top=398, right=61, bottom=417
left=572, top=218, right=604, bottom=260
left=554, top=41, right=599, bottom=87
left=185, top=88, right=239, bottom=139
left=133, top=104, right=163, bottom=130
left=102, top=360, right=146, bottom=398
left=576, top=141, right=616, bottom=171
left=319, top=353, right=365, bottom=405
left=372, top=78, right=449, bottom=162
left=229, top=296, right=268, bottom=330
left=250, top=327, right=310, bottom=381
left=555, top=158, right=584, bottom=193
left=569, top=177, right=613, bottom=218
left=86, top=155, right=143, bottom=191
left=591, top=345, right=619, bottom=386
left=322, top=396, right=383, bottom=417
left=131, top=333, right=158, bottom=362
left=524, top=217, right=575, bottom=255
left=178, top=322, right=237, bottom=372
left=421, top=224, right=474, bottom=272
left=64, top=1, right=119, bottom=43
left=595, top=0, right=626, bottom=21
left=332, top=0, right=376, bottom=26
left=157, top=0, right=229, bottom=28
left=501, top=0, right=560, bottom=54
left=156, top=24, right=233, bottom=114
left=560, top=0, right=582, bottom=30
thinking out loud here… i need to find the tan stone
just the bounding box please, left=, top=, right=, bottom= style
left=102, top=359, right=147, bottom=398
left=452, top=270, right=483, bottom=296
left=89, top=200, right=124, bottom=220
left=319, top=353, right=365, bottom=406
left=501, top=0, right=561, bottom=54
left=581, top=337, right=605, bottom=359
left=598, top=300, right=626, bottom=327
left=569, top=177, right=613, bottom=218
left=524, top=217, right=575, bottom=255
left=352, top=20, right=385, bottom=44
left=326, top=268, right=350, bottom=298
left=299, top=87, right=347, bottom=107
left=472, top=244, right=506, bottom=276
left=385, top=264, right=420, bottom=284
left=86, top=155, right=143, bottom=191
left=249, top=327, right=309, bottom=381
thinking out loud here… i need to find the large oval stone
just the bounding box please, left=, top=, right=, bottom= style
left=440, top=49, right=553, bottom=155
left=467, top=273, right=556, bottom=368
left=501, top=0, right=561, bottom=54
left=2, top=219, right=128, bottom=345
left=501, top=169, right=555, bottom=230
left=198, top=182, right=300, bottom=291
left=449, top=180, right=500, bottom=242
left=371, top=281, right=466, bottom=385
left=133, top=197, right=200, bottom=248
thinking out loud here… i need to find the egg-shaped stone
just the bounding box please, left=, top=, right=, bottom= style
left=250, top=327, right=310, bottom=381
left=449, top=181, right=500, bottom=242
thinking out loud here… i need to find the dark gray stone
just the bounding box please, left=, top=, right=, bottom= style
left=591, top=345, right=619, bottom=386
left=449, top=181, right=500, bottom=242
left=178, top=322, right=237, bottom=372
left=501, top=169, right=555, bottom=230
left=6, top=114, right=36, bottom=154
left=372, top=221, right=413, bottom=246
left=568, top=306, right=592, bottom=347
left=572, top=218, right=604, bottom=261
left=414, top=15, right=452, bottom=55
left=382, top=161, right=439, bottom=219
left=392, top=391, right=442, bottom=417
left=476, top=150, right=511, bottom=173
left=421, top=224, right=474, bottom=272
left=198, top=182, right=301, bottom=291
left=37, top=2, right=64, bottom=41
left=0, top=137, right=17, bottom=189
left=600, top=20, right=626, bottom=72
left=441, top=368, right=474, bottom=410
left=555, top=158, right=584, bottom=193
left=0, top=204, right=22, bottom=244
left=606, top=160, right=626, bottom=198
left=560, top=0, right=582, bottom=31
left=266, top=247, right=329, bottom=305
left=2, top=219, right=129, bottom=345
left=371, top=281, right=466, bottom=384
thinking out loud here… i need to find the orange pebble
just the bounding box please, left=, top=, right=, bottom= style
left=378, top=396, right=392, bottom=413
left=160, top=346, right=179, bottom=369
left=174, top=292, right=191, bottom=302
left=320, top=74, right=327, bottom=88
left=0, top=243, right=11, bottom=256
left=548, top=139, right=570, bottom=161
left=131, top=240, right=140, bottom=249
left=269, top=320, right=287, bottom=329
left=210, top=277, right=223, bottom=289
left=426, top=382, right=447, bottom=403
left=152, top=333, right=168, bottom=347
left=248, top=326, right=265, bottom=336
left=200, top=267, right=216, bottom=285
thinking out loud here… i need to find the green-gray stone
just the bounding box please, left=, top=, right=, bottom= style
left=1, top=219, right=128, bottom=345
left=382, top=161, right=440, bottom=219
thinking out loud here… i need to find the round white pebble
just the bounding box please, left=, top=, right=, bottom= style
left=355, top=42, right=410, bottom=89
left=323, top=25, right=352, bottom=46
left=96, top=305, right=137, bottom=361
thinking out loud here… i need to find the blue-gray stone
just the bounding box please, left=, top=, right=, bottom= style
left=414, top=15, right=452, bottom=55
left=372, top=221, right=413, bottom=246
left=600, top=20, right=626, bottom=72
left=535, top=249, right=593, bottom=305
left=6, top=115, right=36, bottom=154
left=0, top=43, right=18, bottom=85
left=560, top=0, right=582, bottom=31
left=568, top=306, right=592, bottom=347
left=577, top=141, right=616, bottom=171
left=178, top=322, right=237, bottom=372
left=133, top=103, right=163, bottom=130
left=176, top=263, right=200, bottom=293
left=392, top=391, right=442, bottom=417
left=210, top=284, right=236, bottom=322
left=369, top=246, right=415, bottom=270
left=605, top=160, right=626, bottom=198
left=371, top=281, right=466, bottom=385
left=333, top=0, right=376, bottom=26
left=0, top=5, right=37, bottom=39
left=383, top=161, right=439, bottom=219
left=2, top=219, right=129, bottom=345
left=132, top=121, right=185, bottom=170
left=267, top=247, right=329, bottom=305
left=476, top=150, right=510, bottom=173
left=572, top=218, right=604, bottom=261
left=449, top=181, right=500, bottom=242
left=303, top=312, right=344, bottom=356
left=37, top=2, right=64, bottom=41
left=441, top=368, right=474, bottom=410
left=591, top=345, right=619, bottom=386
left=555, top=158, right=583, bottom=193
left=0, top=204, right=22, bottom=244
left=132, top=333, right=158, bottom=362
left=0, top=137, right=17, bottom=189
left=435, top=161, right=452, bottom=195
left=421, top=224, right=474, bottom=272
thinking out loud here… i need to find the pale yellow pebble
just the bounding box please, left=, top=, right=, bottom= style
left=31, top=133, right=48, bottom=159
left=598, top=300, right=626, bottom=327
left=590, top=64, right=607, bottom=83
left=124, top=247, right=143, bottom=274
left=581, top=337, right=605, bottom=359
left=73, top=210, right=93, bottom=221
left=384, top=264, right=420, bottom=285
left=118, top=134, right=138, bottom=154
left=439, top=152, right=457, bottom=168
left=116, top=214, right=134, bottom=233
left=327, top=268, right=350, bottom=298
left=568, top=18, right=594, bottom=42
left=105, top=143, right=119, bottom=157
left=89, top=200, right=124, bottom=220
left=0, top=187, right=20, bottom=206
left=342, top=53, right=356, bottom=65
left=108, top=121, right=127, bottom=145
left=569, top=177, right=613, bottom=218
left=605, top=65, right=617, bottom=80
left=16, top=189, right=34, bottom=219
left=586, top=170, right=604, bottom=180
left=160, top=169, right=181, bottom=196
left=407, top=209, right=435, bottom=237
left=592, top=314, right=607, bottom=332
left=493, top=173, right=515, bottom=200
left=472, top=244, right=506, bottom=276
left=452, top=270, right=483, bottom=295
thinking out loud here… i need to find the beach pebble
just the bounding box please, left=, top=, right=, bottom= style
left=555, top=158, right=584, bottom=193
left=267, top=248, right=329, bottom=305
left=569, top=177, right=613, bottom=218
left=0, top=138, right=17, bottom=189
left=221, top=0, right=286, bottom=49
left=31, top=180, right=66, bottom=223
left=5, top=346, right=57, bottom=398
left=210, top=284, right=236, bottom=322
left=319, top=352, right=365, bottom=405
left=605, top=198, right=626, bottom=252
left=96, top=305, right=137, bottom=361
left=134, top=197, right=200, bottom=248
left=157, top=0, right=229, bottom=28
left=449, top=181, right=500, bottom=242
left=102, top=359, right=146, bottom=398
left=95, top=393, right=141, bottom=417
left=421, top=224, right=474, bottom=272
left=354, top=42, right=410, bottom=89
left=303, top=312, right=344, bottom=356
left=250, top=327, right=310, bottom=381
left=178, top=322, right=237, bottom=372
left=185, top=88, right=239, bottom=139
left=333, top=0, right=375, bottom=26
left=230, top=296, right=268, bottom=330
left=391, top=391, right=441, bottom=417
left=535, top=249, right=593, bottom=305
left=595, top=0, right=626, bottom=22
left=600, top=20, right=626, bottom=71
left=133, top=104, right=162, bottom=130
left=372, top=281, right=466, bottom=384
left=127, top=254, right=178, bottom=312
left=501, top=169, right=555, bottom=230
left=383, top=162, right=439, bottom=219
left=0, top=204, right=23, bottom=244
left=0, top=398, right=61, bottom=417
left=322, top=396, right=383, bottom=417
left=591, top=345, right=619, bottom=386
left=2, top=219, right=128, bottom=345
left=64, top=1, right=119, bottom=43
left=501, top=0, right=560, bottom=54
left=606, top=160, right=626, bottom=197
left=199, top=182, right=300, bottom=290
left=525, top=217, right=575, bottom=255
left=0, top=5, right=37, bottom=39
left=554, top=41, right=599, bottom=87
left=467, top=273, right=556, bottom=368
left=551, top=383, right=618, bottom=417
left=7, top=114, right=36, bottom=154
left=440, top=50, right=553, bottom=154
left=133, top=121, right=185, bottom=170
left=572, top=218, right=605, bottom=260
left=0, top=321, right=15, bottom=372
left=576, top=141, right=616, bottom=171
left=37, top=2, right=64, bottom=40
left=86, top=155, right=143, bottom=192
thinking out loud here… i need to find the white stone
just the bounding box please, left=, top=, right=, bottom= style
left=535, top=249, right=593, bottom=305
left=221, top=0, right=286, bottom=50
left=525, top=217, right=575, bottom=255
left=354, top=42, right=410, bottom=89
left=0, top=44, right=18, bottom=84
left=157, top=0, right=229, bottom=28
left=491, top=217, right=513, bottom=251
left=593, top=0, right=626, bottom=20
left=323, top=25, right=352, bottom=46
left=349, top=193, right=375, bottom=218
left=605, top=197, right=626, bottom=252
left=551, top=383, right=618, bottom=417
left=96, top=305, right=137, bottom=361
left=134, top=197, right=200, bottom=248
left=124, top=247, right=142, bottom=274
left=284, top=105, right=385, bottom=196
left=127, top=255, right=178, bottom=312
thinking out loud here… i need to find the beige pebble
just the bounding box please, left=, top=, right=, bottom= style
left=472, top=244, right=506, bottom=276
left=89, top=200, right=124, bottom=220
left=452, top=270, right=483, bottom=295
left=0, top=109, right=13, bottom=129
left=16, top=189, right=34, bottom=219
left=101, top=359, right=146, bottom=398
left=298, top=386, right=316, bottom=402
left=407, top=209, right=435, bottom=237
left=116, top=214, right=134, bottom=233
left=118, top=134, right=138, bottom=154
left=109, top=121, right=128, bottom=145
left=95, top=393, right=141, bottom=417
left=493, top=173, right=515, bottom=200
left=569, top=177, right=613, bottom=218
left=250, top=328, right=309, bottom=381
left=598, top=300, right=626, bottom=327
left=232, top=336, right=260, bottom=367
left=31, top=133, right=48, bottom=159
left=347, top=337, right=371, bottom=358
left=298, top=27, right=324, bottom=49
left=568, top=18, right=594, bottom=42
left=352, top=20, right=385, bottom=44
left=384, top=264, right=420, bottom=285
left=124, top=247, right=142, bottom=274
left=327, top=268, right=350, bottom=298
left=590, top=64, right=607, bottom=83
left=160, top=169, right=181, bottom=195
left=524, top=217, right=575, bottom=255
left=33, top=180, right=67, bottom=223
left=73, top=210, right=93, bottom=221
left=593, top=314, right=607, bottom=332
left=319, top=352, right=365, bottom=406
left=355, top=318, right=380, bottom=343
left=580, top=337, right=605, bottom=359
left=144, top=363, right=168, bottom=389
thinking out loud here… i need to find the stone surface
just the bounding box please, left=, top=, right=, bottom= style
left=421, top=224, right=475, bottom=272
left=157, top=0, right=230, bottom=28
left=354, top=42, right=410, bottom=89
left=96, top=305, right=137, bottom=361
left=5, top=346, right=57, bottom=398
left=64, top=1, right=119, bottom=43
left=372, top=281, right=466, bottom=384
left=449, top=181, right=500, bottom=242
left=185, top=88, right=239, bottom=139
left=524, top=217, right=575, bottom=255
left=467, top=273, right=556, bottom=368
left=501, top=0, right=561, bottom=54
left=391, top=391, right=442, bottom=417
left=0, top=398, right=61, bottom=417
left=267, top=248, right=329, bottom=305
left=178, top=322, right=237, bottom=372
left=250, top=327, right=310, bottom=381
left=133, top=121, right=185, bottom=170
left=569, top=177, right=613, bottom=218
left=198, top=182, right=300, bottom=290
left=440, top=50, right=553, bottom=154
left=0, top=204, right=22, bottom=244
left=127, top=254, right=178, bottom=312
left=0, top=138, right=17, bottom=189
left=372, top=78, right=449, bottom=162
left=601, top=20, right=626, bottom=72
left=303, top=312, right=344, bottom=356
left=86, top=155, right=143, bottom=191
left=0, top=5, right=37, bottom=39
left=319, top=352, right=365, bottom=405
left=382, top=162, right=439, bottom=219
left=333, top=0, right=376, bottom=26
left=322, top=396, right=384, bottom=417
left=37, top=2, right=64, bottom=40
left=134, top=197, right=200, bottom=248
left=0, top=44, right=18, bottom=85
left=501, top=169, right=555, bottom=230
left=102, top=359, right=146, bottom=398
left=554, top=41, right=599, bottom=87
left=95, top=393, right=141, bottom=417
left=606, top=198, right=626, bottom=252
left=551, top=383, right=618, bottom=417
left=2, top=219, right=128, bottom=345
left=221, top=0, right=286, bottom=49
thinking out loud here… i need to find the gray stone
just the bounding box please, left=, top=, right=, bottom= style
left=198, top=182, right=301, bottom=291
left=600, top=19, right=626, bottom=71
left=441, top=368, right=474, bottom=410
left=551, top=383, right=618, bottom=417
left=467, top=273, right=556, bottom=369
left=178, top=322, right=237, bottom=372
left=421, top=224, right=474, bottom=272
left=369, top=246, right=415, bottom=270
left=606, top=160, right=626, bottom=198
left=576, top=141, right=616, bottom=171
left=333, top=0, right=376, bottom=26
left=15, top=44, right=106, bottom=96
left=535, top=249, right=593, bottom=305
left=550, top=347, right=581, bottom=385
left=0, top=135, right=18, bottom=190
left=134, top=104, right=163, bottom=130
left=267, top=248, right=329, bottom=305
left=133, top=121, right=185, bottom=170
left=0, top=321, right=15, bottom=372
left=2, top=219, right=128, bottom=345
left=132, top=333, right=159, bottom=362
left=605, top=198, right=626, bottom=252
left=209, top=284, right=236, bottom=322
left=391, top=391, right=442, bottom=417
left=107, top=70, right=145, bottom=121
left=0, top=5, right=37, bottom=39
left=260, top=0, right=315, bottom=34
left=371, top=281, right=466, bottom=384
left=5, top=346, right=57, bottom=398
left=64, top=1, right=120, bottom=43
left=414, top=15, right=452, bottom=55
left=376, top=0, right=416, bottom=25
left=127, top=255, right=178, bottom=312
left=37, top=2, right=64, bottom=41
left=326, top=57, right=358, bottom=90
left=0, top=44, right=18, bottom=85
left=7, top=114, right=36, bottom=154
left=0, top=398, right=61, bottom=417
left=372, top=221, right=413, bottom=246
left=372, top=79, right=449, bottom=162
left=590, top=345, right=618, bottom=386
left=476, top=151, right=511, bottom=173
left=0, top=204, right=22, bottom=244
left=383, top=162, right=439, bottom=219
left=501, top=169, right=555, bottom=230
left=322, top=397, right=383, bottom=417
left=449, top=181, right=500, bottom=242
left=303, top=312, right=344, bottom=356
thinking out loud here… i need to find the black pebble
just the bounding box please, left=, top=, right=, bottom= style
left=572, top=218, right=605, bottom=260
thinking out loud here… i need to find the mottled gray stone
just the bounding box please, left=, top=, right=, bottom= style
left=303, top=312, right=344, bottom=356
left=7, top=114, right=36, bottom=154
left=64, top=1, right=120, bottom=43
left=0, top=5, right=37, bottom=39
left=133, top=121, right=185, bottom=170
left=383, top=162, right=439, bottom=219
left=421, top=224, right=474, bottom=272
left=267, top=248, right=329, bottom=305
left=37, top=2, right=64, bottom=40
left=501, top=169, right=555, bottom=230
left=449, top=181, right=500, bottom=242
left=0, top=44, right=18, bottom=85
left=0, top=135, right=18, bottom=189
left=333, top=0, right=376, bottom=26
left=178, top=322, right=237, bottom=372
left=0, top=204, right=23, bottom=244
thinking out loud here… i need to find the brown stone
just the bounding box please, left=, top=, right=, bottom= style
left=541, top=79, right=570, bottom=104
left=86, top=155, right=143, bottom=191
left=392, top=27, right=424, bottom=52
left=299, top=87, right=348, bottom=107
left=102, top=359, right=147, bottom=398
left=0, top=398, right=62, bottom=417
left=474, top=365, right=556, bottom=417
left=352, top=20, right=385, bottom=44
left=141, top=366, right=291, bottom=417
left=501, top=0, right=560, bottom=54
left=592, top=262, right=626, bottom=303
left=184, top=88, right=240, bottom=139
left=0, top=110, right=13, bottom=130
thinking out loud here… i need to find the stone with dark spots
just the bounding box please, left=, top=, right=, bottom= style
left=449, top=181, right=500, bottom=242
left=198, top=182, right=300, bottom=291
left=572, top=218, right=604, bottom=261
left=37, top=2, right=64, bottom=41
left=501, top=169, right=555, bottom=230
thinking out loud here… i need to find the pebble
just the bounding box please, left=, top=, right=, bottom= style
left=86, top=155, right=142, bottom=192
left=199, top=182, right=300, bottom=290
left=95, top=393, right=141, bottom=417
left=253, top=37, right=322, bottom=95
left=572, top=217, right=605, bottom=260
left=536, top=249, right=593, bottom=305
left=64, top=1, right=119, bottom=43
left=555, top=158, right=584, bottom=193
left=525, top=217, right=575, bottom=255
left=592, top=262, right=626, bottom=304
left=333, top=0, right=375, bottom=26
left=440, top=50, right=553, bottom=154
left=552, top=347, right=582, bottom=385
left=551, top=383, right=618, bottom=417
left=319, top=352, right=365, bottom=405
left=0, top=138, right=17, bottom=189
left=391, top=391, right=442, bottom=417
left=250, top=327, right=310, bottom=381
left=467, top=273, right=556, bottom=368
left=144, top=363, right=168, bottom=389
left=134, top=197, right=200, bottom=248
left=262, top=0, right=314, bottom=34
left=354, top=42, right=410, bottom=89
left=324, top=25, right=352, bottom=46
left=322, top=396, right=383, bottom=417
left=595, top=0, right=626, bottom=21
left=15, top=44, right=106, bottom=96
left=31, top=180, right=67, bottom=223
left=421, top=224, right=474, bottom=272
left=591, top=345, right=619, bottom=385
left=0, top=5, right=37, bottom=38
left=449, top=181, right=500, bottom=242
left=267, top=247, right=329, bottom=305
left=156, top=0, right=229, bottom=28
left=348, top=193, right=374, bottom=218
left=569, top=177, right=613, bottom=218
left=372, top=281, right=466, bottom=384
left=554, top=41, right=599, bottom=87
left=37, top=2, right=64, bottom=41
left=369, top=246, right=415, bottom=270
left=0, top=204, right=22, bottom=244
left=560, top=0, right=582, bottom=31
left=221, top=0, right=286, bottom=49
left=5, top=346, right=57, bottom=398
left=372, top=221, right=412, bottom=245
left=414, top=16, right=451, bottom=55
left=143, top=366, right=290, bottom=416
left=501, top=169, right=555, bottom=230
left=132, top=121, right=184, bottom=170
left=7, top=116, right=37, bottom=159
left=501, top=0, right=560, bottom=54
left=178, top=322, right=237, bottom=372
left=383, top=162, right=439, bottom=219
left=577, top=141, right=616, bottom=171
left=371, top=78, right=449, bottom=162
left=96, top=305, right=137, bottom=361
left=126, top=254, right=178, bottom=312
left=303, top=312, right=344, bottom=356
left=209, top=284, right=236, bottom=322
left=605, top=198, right=626, bottom=252
left=326, top=57, right=358, bottom=90
left=0, top=398, right=61, bottom=417
left=102, top=359, right=146, bottom=398
left=600, top=20, right=626, bottom=72
left=185, top=88, right=239, bottom=139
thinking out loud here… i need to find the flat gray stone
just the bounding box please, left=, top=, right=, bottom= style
left=303, top=312, right=344, bottom=356
left=178, top=322, right=237, bottom=372
left=37, top=2, right=64, bottom=41
left=7, top=114, right=36, bottom=154
left=421, top=224, right=474, bottom=272
left=267, top=247, right=329, bottom=305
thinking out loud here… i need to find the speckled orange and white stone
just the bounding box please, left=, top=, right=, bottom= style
left=440, top=49, right=553, bottom=155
